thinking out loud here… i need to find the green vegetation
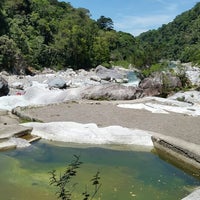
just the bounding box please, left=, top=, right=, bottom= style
left=49, top=155, right=101, bottom=200
left=142, top=62, right=168, bottom=77
left=138, top=2, right=200, bottom=65
left=0, top=0, right=145, bottom=73
left=0, top=0, right=200, bottom=74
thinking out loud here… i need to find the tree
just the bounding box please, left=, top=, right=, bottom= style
left=138, top=2, right=200, bottom=65
left=0, top=35, right=26, bottom=74
left=0, top=0, right=7, bottom=35
left=97, top=16, right=114, bottom=31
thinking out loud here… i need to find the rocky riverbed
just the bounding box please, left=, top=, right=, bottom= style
left=0, top=64, right=200, bottom=199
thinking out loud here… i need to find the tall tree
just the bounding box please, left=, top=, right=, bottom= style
left=97, top=15, right=114, bottom=31
left=0, top=35, right=20, bottom=73
left=0, top=0, right=7, bottom=35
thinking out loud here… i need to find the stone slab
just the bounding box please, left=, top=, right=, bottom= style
left=0, top=141, right=16, bottom=151
left=0, top=124, right=33, bottom=140
left=182, top=188, right=200, bottom=200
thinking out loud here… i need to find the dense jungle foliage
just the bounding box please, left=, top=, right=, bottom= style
left=0, top=0, right=145, bottom=73
left=0, top=0, right=200, bottom=74
left=138, top=2, right=200, bottom=65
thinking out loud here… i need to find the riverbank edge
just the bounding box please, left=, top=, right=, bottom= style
left=11, top=101, right=200, bottom=199
left=12, top=102, right=200, bottom=176
left=152, top=134, right=200, bottom=177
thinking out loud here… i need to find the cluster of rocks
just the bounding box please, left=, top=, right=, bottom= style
left=0, top=65, right=137, bottom=98
left=139, top=71, right=183, bottom=97
left=0, top=109, right=40, bottom=151
left=0, top=64, right=200, bottom=101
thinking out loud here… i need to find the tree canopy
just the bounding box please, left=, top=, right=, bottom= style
left=97, top=15, right=114, bottom=31
left=0, top=0, right=200, bottom=74
left=0, top=0, right=144, bottom=73
left=138, top=2, right=200, bottom=65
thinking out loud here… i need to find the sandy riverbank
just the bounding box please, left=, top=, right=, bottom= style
left=16, top=99, right=200, bottom=145
left=14, top=99, right=200, bottom=177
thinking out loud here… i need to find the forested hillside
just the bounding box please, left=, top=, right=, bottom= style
left=0, top=0, right=144, bottom=73
left=0, top=0, right=200, bottom=74
left=138, top=2, right=200, bottom=65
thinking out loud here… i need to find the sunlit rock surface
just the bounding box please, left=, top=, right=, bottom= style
left=22, top=121, right=153, bottom=147
left=182, top=188, right=200, bottom=200
left=118, top=96, right=200, bottom=116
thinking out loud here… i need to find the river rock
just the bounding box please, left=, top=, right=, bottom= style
left=81, top=84, right=142, bottom=100
left=11, top=82, right=24, bottom=90
left=90, top=75, right=101, bottom=82
left=48, top=77, right=67, bottom=89
left=139, top=72, right=182, bottom=97
left=182, top=188, right=200, bottom=200
left=185, top=65, right=200, bottom=86
left=0, top=76, right=9, bottom=97
left=139, top=73, right=163, bottom=96
left=95, top=65, right=127, bottom=81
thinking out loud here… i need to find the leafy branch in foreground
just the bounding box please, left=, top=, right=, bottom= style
left=49, top=155, right=101, bottom=200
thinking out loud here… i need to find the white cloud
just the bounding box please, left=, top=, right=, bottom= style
left=114, top=14, right=174, bottom=36
left=154, top=0, right=178, bottom=12
left=128, top=28, right=150, bottom=37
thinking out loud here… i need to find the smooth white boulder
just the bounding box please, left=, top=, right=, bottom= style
left=22, top=122, right=153, bottom=147
left=118, top=96, right=200, bottom=116
left=182, top=188, right=200, bottom=200
left=0, top=84, right=82, bottom=110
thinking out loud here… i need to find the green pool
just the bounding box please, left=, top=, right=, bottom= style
left=0, top=141, right=199, bottom=200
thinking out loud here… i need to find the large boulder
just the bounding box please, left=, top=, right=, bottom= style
left=185, top=65, right=200, bottom=86
left=165, top=75, right=182, bottom=88
left=95, top=65, right=127, bottom=81
left=81, top=84, right=143, bottom=100
left=48, top=77, right=67, bottom=89
left=139, top=73, right=163, bottom=96
left=139, top=72, right=182, bottom=97
left=0, top=76, right=9, bottom=96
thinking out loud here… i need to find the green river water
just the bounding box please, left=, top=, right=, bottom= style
left=0, top=141, right=199, bottom=200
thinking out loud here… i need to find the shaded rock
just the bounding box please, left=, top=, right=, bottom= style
left=139, top=73, right=163, bottom=96
left=48, top=77, right=67, bottom=89
left=24, top=66, right=37, bottom=76
left=0, top=76, right=9, bottom=97
left=81, top=84, right=142, bottom=100
left=167, top=76, right=182, bottom=88
left=139, top=72, right=182, bottom=97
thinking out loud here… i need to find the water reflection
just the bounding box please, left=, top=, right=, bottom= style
left=0, top=141, right=199, bottom=200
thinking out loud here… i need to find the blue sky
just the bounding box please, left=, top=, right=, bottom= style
left=62, top=0, right=198, bottom=36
